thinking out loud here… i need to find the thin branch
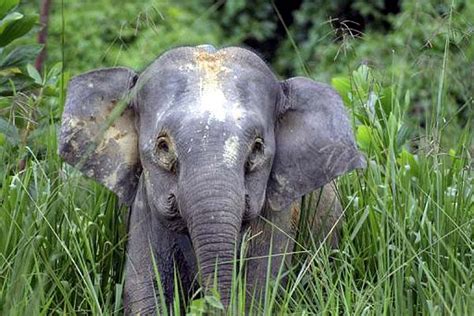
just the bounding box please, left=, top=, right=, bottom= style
left=35, top=0, right=52, bottom=72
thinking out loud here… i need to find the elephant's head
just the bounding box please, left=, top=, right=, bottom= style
left=59, top=45, right=364, bottom=302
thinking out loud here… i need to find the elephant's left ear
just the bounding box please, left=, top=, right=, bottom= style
left=59, top=68, right=141, bottom=205
left=266, top=77, right=365, bottom=211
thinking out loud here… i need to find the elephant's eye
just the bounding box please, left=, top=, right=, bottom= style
left=155, top=135, right=177, bottom=173
left=246, top=137, right=264, bottom=173
left=253, top=138, right=264, bottom=154
left=157, top=137, right=170, bottom=153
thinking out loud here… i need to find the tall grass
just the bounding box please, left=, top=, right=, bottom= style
left=1, top=1, right=473, bottom=315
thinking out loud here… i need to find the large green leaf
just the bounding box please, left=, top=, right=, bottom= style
left=26, top=63, right=42, bottom=84
left=0, top=0, right=18, bottom=19
left=0, top=14, right=37, bottom=47
left=0, top=73, right=35, bottom=96
left=204, top=295, right=224, bottom=310
left=356, top=124, right=377, bottom=152
left=0, top=117, right=20, bottom=145
left=0, top=66, right=21, bottom=76
left=0, top=44, right=42, bottom=69
left=331, top=76, right=351, bottom=106
left=0, top=11, right=22, bottom=32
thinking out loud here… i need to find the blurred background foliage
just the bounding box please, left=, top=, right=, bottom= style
left=13, top=0, right=472, bottom=149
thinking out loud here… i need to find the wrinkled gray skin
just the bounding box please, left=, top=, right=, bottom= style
left=59, top=45, right=365, bottom=314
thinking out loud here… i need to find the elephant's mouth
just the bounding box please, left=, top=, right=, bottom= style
left=161, top=191, right=259, bottom=238
left=242, top=194, right=251, bottom=222
left=159, top=191, right=253, bottom=235
left=160, top=193, right=188, bottom=233
left=164, top=194, right=179, bottom=218
left=242, top=193, right=261, bottom=223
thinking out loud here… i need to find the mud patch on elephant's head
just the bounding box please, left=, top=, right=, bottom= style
left=223, top=136, right=240, bottom=167
left=195, top=51, right=223, bottom=76
left=194, top=50, right=230, bottom=90
left=192, top=49, right=247, bottom=125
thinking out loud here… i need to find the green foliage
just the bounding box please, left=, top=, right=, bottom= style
left=45, top=0, right=225, bottom=73
left=0, top=0, right=46, bottom=156
left=279, top=0, right=473, bottom=144
left=0, top=0, right=40, bottom=96
left=0, top=0, right=19, bottom=17
left=39, top=0, right=472, bottom=144
left=1, top=0, right=473, bottom=314
left=333, top=65, right=413, bottom=158
left=0, top=12, right=36, bottom=47
left=218, top=0, right=277, bottom=43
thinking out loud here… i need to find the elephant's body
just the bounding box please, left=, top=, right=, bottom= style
left=59, top=45, right=364, bottom=314
left=289, top=183, right=342, bottom=247
left=124, top=182, right=341, bottom=314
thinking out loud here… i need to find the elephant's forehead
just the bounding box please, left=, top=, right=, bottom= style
left=188, top=86, right=246, bottom=124
left=194, top=49, right=228, bottom=84
left=172, top=50, right=248, bottom=124
left=141, top=47, right=274, bottom=129
left=176, top=49, right=234, bottom=82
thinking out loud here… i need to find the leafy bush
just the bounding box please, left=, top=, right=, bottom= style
left=44, top=0, right=226, bottom=73
left=0, top=1, right=64, bottom=181
left=275, top=0, right=473, bottom=148
left=22, top=0, right=474, bottom=147
left=0, top=0, right=41, bottom=95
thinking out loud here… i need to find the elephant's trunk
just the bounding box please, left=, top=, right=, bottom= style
left=190, top=208, right=240, bottom=298
left=179, top=169, right=244, bottom=304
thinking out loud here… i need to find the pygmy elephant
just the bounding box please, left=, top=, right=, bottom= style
left=59, top=45, right=365, bottom=314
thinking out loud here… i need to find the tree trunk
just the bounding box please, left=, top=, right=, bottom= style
left=35, top=0, right=52, bottom=72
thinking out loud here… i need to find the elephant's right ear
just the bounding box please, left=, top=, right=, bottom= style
left=59, top=67, right=141, bottom=205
